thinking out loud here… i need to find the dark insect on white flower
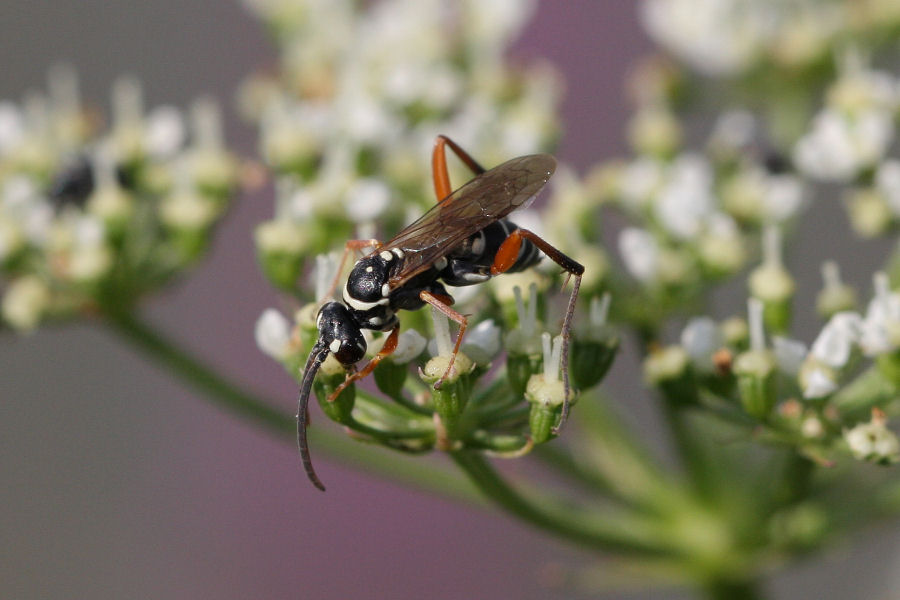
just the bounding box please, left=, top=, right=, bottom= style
left=297, top=135, right=584, bottom=491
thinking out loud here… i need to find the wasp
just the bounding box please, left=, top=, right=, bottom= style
left=298, top=135, right=584, bottom=490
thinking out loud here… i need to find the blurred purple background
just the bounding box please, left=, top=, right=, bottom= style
left=1, top=2, right=898, bottom=599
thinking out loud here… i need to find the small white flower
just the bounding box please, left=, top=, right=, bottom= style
left=159, top=192, right=216, bottom=230
left=803, top=367, right=838, bottom=399
left=709, top=110, right=756, bottom=151
left=461, top=319, right=501, bottom=366
left=618, top=227, right=659, bottom=283
left=809, top=312, right=862, bottom=368
left=860, top=273, right=900, bottom=356
left=0, top=101, right=25, bottom=154
left=680, top=317, right=721, bottom=372
left=144, top=106, right=185, bottom=158
left=345, top=178, right=390, bottom=223
left=844, top=413, right=900, bottom=463
left=2, top=275, right=50, bottom=333
left=255, top=308, right=293, bottom=360
left=763, top=174, right=806, bottom=222
left=773, top=336, right=807, bottom=377
left=875, top=160, right=900, bottom=216
left=392, top=329, right=427, bottom=364
left=794, top=108, right=894, bottom=182
left=801, top=416, right=825, bottom=439
left=67, top=245, right=112, bottom=282
left=618, top=158, right=664, bottom=209
left=314, top=252, right=341, bottom=302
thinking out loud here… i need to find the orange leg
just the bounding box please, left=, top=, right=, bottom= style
left=327, top=326, right=400, bottom=402
left=431, top=135, right=486, bottom=201
left=419, top=290, right=468, bottom=389
left=324, top=238, right=382, bottom=300
left=491, top=228, right=584, bottom=433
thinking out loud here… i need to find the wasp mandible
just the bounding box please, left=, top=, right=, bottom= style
left=298, top=135, right=584, bottom=490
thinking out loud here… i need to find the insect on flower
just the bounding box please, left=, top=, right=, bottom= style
left=298, top=135, right=584, bottom=490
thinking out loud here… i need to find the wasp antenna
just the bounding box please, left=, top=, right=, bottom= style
left=297, top=340, right=331, bottom=491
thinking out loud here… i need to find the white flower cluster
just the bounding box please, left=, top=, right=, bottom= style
left=0, top=67, right=238, bottom=332
left=642, top=0, right=900, bottom=76
left=794, top=62, right=900, bottom=182
left=246, top=0, right=561, bottom=279
left=610, top=145, right=807, bottom=288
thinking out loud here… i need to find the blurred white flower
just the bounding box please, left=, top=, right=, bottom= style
left=392, top=329, right=427, bottom=364
left=794, top=108, right=894, bottom=182
left=255, top=308, right=293, bottom=360
left=773, top=336, right=807, bottom=377
left=0, top=101, right=25, bottom=155
left=860, top=273, right=900, bottom=356
left=460, top=319, right=502, bottom=366
left=345, top=178, right=391, bottom=223
left=680, top=317, right=721, bottom=372
left=844, top=412, right=900, bottom=463
left=144, top=106, right=185, bottom=159
left=2, top=276, right=50, bottom=333
left=809, top=312, right=862, bottom=368
left=654, top=154, right=715, bottom=239
left=803, top=367, right=838, bottom=399
left=619, top=227, right=659, bottom=284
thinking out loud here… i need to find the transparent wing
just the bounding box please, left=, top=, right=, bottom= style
left=382, top=153, right=556, bottom=289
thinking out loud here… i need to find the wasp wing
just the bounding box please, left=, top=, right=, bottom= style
left=383, top=153, right=556, bottom=289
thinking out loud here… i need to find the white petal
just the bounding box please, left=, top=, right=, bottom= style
left=773, top=336, right=807, bottom=376
left=255, top=309, right=292, bottom=360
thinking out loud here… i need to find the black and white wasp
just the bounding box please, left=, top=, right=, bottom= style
left=298, top=136, right=584, bottom=490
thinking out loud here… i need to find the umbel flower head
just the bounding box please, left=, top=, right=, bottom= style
left=245, top=0, right=564, bottom=294
left=0, top=67, right=241, bottom=332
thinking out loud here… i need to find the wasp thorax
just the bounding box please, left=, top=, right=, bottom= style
left=316, top=301, right=367, bottom=365
left=344, top=254, right=393, bottom=309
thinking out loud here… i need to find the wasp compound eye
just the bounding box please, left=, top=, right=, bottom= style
left=316, top=301, right=367, bottom=365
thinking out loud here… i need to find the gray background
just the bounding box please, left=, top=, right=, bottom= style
left=0, top=2, right=897, bottom=598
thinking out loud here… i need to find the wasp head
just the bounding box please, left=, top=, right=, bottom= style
left=316, top=301, right=367, bottom=365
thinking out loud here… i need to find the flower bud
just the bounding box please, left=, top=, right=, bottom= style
left=720, top=316, right=749, bottom=351
left=254, top=219, right=306, bottom=291
left=525, top=334, right=574, bottom=443
left=420, top=352, right=475, bottom=439
left=314, top=355, right=355, bottom=425
left=571, top=295, right=618, bottom=390
left=1, top=275, right=50, bottom=332
left=845, top=187, right=893, bottom=238
left=748, top=227, right=794, bottom=333
left=643, top=345, right=695, bottom=405
left=816, top=261, right=857, bottom=319
left=627, top=105, right=682, bottom=158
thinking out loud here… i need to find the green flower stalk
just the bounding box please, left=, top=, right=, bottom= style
left=733, top=300, right=777, bottom=420
left=748, top=226, right=795, bottom=335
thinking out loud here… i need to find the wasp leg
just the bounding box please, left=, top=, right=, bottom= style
left=431, top=135, right=487, bottom=201
left=324, top=238, right=383, bottom=300
left=327, top=326, right=400, bottom=403
left=491, top=228, right=584, bottom=434
left=419, top=290, right=469, bottom=389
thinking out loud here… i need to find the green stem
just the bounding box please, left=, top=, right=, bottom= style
left=450, top=450, right=672, bottom=556
left=104, top=310, right=480, bottom=502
